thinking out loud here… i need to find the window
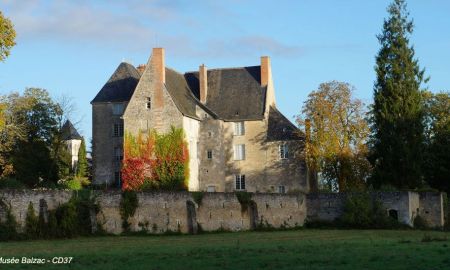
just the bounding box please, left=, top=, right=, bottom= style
left=113, top=122, right=124, bottom=137
left=234, top=144, right=245, bottom=160
left=235, top=174, right=246, bottom=190
left=279, top=143, right=289, bottom=159
left=234, top=122, right=245, bottom=136
left=278, top=185, right=286, bottom=194
left=207, top=186, right=216, bottom=192
left=207, top=150, right=212, bottom=159
left=146, top=97, right=151, bottom=109
left=114, top=147, right=123, bottom=161
left=113, top=103, right=124, bottom=115
left=114, top=172, right=122, bottom=188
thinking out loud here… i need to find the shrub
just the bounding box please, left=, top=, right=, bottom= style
left=59, top=177, right=90, bottom=190
left=120, top=191, right=138, bottom=232
left=0, top=177, right=25, bottom=189
left=56, top=200, right=78, bottom=237
left=235, top=192, right=253, bottom=212
left=413, top=215, right=429, bottom=230
left=25, top=202, right=38, bottom=238
left=340, top=193, right=404, bottom=229
left=0, top=199, right=18, bottom=241
left=191, top=192, right=204, bottom=206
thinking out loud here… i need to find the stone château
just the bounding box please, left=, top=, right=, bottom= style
left=91, top=48, right=309, bottom=192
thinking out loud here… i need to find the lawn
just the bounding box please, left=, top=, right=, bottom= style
left=0, top=229, right=449, bottom=270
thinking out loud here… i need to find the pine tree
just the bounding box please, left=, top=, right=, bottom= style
left=370, top=0, right=427, bottom=189
left=76, top=138, right=88, bottom=177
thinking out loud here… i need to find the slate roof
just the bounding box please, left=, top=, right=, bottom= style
left=92, top=61, right=302, bottom=141
left=164, top=68, right=201, bottom=119
left=61, top=120, right=82, bottom=140
left=185, top=66, right=265, bottom=121
left=267, top=106, right=304, bottom=141
left=91, top=62, right=141, bottom=103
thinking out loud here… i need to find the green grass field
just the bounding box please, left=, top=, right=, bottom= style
left=1, top=230, right=449, bottom=270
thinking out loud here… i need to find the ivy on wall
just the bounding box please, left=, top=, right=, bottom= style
left=122, top=127, right=189, bottom=191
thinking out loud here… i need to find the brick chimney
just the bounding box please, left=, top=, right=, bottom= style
left=151, top=48, right=165, bottom=109
left=199, top=64, right=207, bottom=103
left=136, top=64, right=146, bottom=75
left=260, top=56, right=270, bottom=87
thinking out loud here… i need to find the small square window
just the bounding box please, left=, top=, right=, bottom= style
left=113, top=103, right=124, bottom=115
left=278, top=185, right=286, bottom=194
left=207, top=186, right=216, bottom=192
left=235, top=174, right=246, bottom=190
left=234, top=122, right=245, bottom=136
left=207, top=150, right=212, bottom=159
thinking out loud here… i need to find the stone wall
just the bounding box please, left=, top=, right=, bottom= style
left=306, top=191, right=445, bottom=227
left=0, top=190, right=306, bottom=234
left=0, top=190, right=444, bottom=235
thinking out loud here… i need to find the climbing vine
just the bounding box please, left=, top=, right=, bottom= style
left=121, top=127, right=189, bottom=191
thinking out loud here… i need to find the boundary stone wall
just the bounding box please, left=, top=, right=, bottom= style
left=306, top=191, right=445, bottom=227
left=0, top=190, right=444, bottom=234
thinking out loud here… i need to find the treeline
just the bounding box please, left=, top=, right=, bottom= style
left=297, top=0, right=450, bottom=194
left=0, top=88, right=88, bottom=189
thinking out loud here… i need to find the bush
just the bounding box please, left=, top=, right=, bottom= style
left=235, top=192, right=253, bottom=212
left=120, top=191, right=138, bottom=232
left=339, top=193, right=405, bottom=229
left=25, top=202, right=38, bottom=238
left=0, top=177, right=25, bottom=189
left=0, top=199, right=18, bottom=241
left=59, top=177, right=90, bottom=190
left=413, top=215, right=429, bottom=230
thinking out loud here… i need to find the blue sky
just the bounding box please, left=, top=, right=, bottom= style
left=1, top=0, right=449, bottom=147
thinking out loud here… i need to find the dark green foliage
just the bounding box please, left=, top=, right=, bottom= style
left=120, top=191, right=138, bottom=232
left=76, top=138, right=88, bottom=177
left=0, top=199, right=18, bottom=241
left=191, top=192, right=204, bottom=206
left=413, top=215, right=429, bottom=230
left=370, top=0, right=427, bottom=189
left=340, top=193, right=404, bottom=229
left=0, top=177, right=25, bottom=189
left=55, top=200, right=78, bottom=237
left=235, top=191, right=253, bottom=212
left=423, top=92, right=450, bottom=194
left=25, top=202, right=38, bottom=238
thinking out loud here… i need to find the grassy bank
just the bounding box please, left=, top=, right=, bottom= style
left=1, top=229, right=449, bottom=269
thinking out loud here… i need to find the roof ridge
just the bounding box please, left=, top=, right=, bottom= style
left=185, top=65, right=260, bottom=74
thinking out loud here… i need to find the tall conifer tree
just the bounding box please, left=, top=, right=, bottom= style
left=370, top=0, right=426, bottom=189
left=76, top=138, right=88, bottom=177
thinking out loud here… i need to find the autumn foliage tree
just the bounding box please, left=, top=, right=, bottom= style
left=297, top=81, right=371, bottom=192
left=121, top=127, right=189, bottom=191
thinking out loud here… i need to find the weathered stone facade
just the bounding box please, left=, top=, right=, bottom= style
left=0, top=190, right=444, bottom=235
left=306, top=191, right=445, bottom=227
left=92, top=48, right=308, bottom=192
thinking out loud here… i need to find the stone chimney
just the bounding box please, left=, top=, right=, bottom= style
left=152, top=48, right=165, bottom=84
left=199, top=64, right=207, bottom=103
left=151, top=48, right=165, bottom=109
left=136, top=64, right=146, bottom=75
left=260, top=56, right=270, bottom=87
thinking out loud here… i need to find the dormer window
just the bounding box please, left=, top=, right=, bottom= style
left=146, top=97, right=151, bottom=109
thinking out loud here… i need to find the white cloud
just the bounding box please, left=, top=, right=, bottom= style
left=0, top=0, right=302, bottom=58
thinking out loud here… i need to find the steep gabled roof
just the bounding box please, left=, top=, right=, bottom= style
left=164, top=68, right=200, bottom=119
left=91, top=62, right=141, bottom=103
left=267, top=106, right=304, bottom=141
left=185, top=66, right=265, bottom=121
left=61, top=120, right=82, bottom=140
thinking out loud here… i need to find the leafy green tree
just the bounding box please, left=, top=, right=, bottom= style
left=297, top=81, right=371, bottom=192
left=0, top=11, right=16, bottom=62
left=370, top=0, right=427, bottom=189
left=423, top=91, right=450, bottom=193
left=76, top=138, right=88, bottom=177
